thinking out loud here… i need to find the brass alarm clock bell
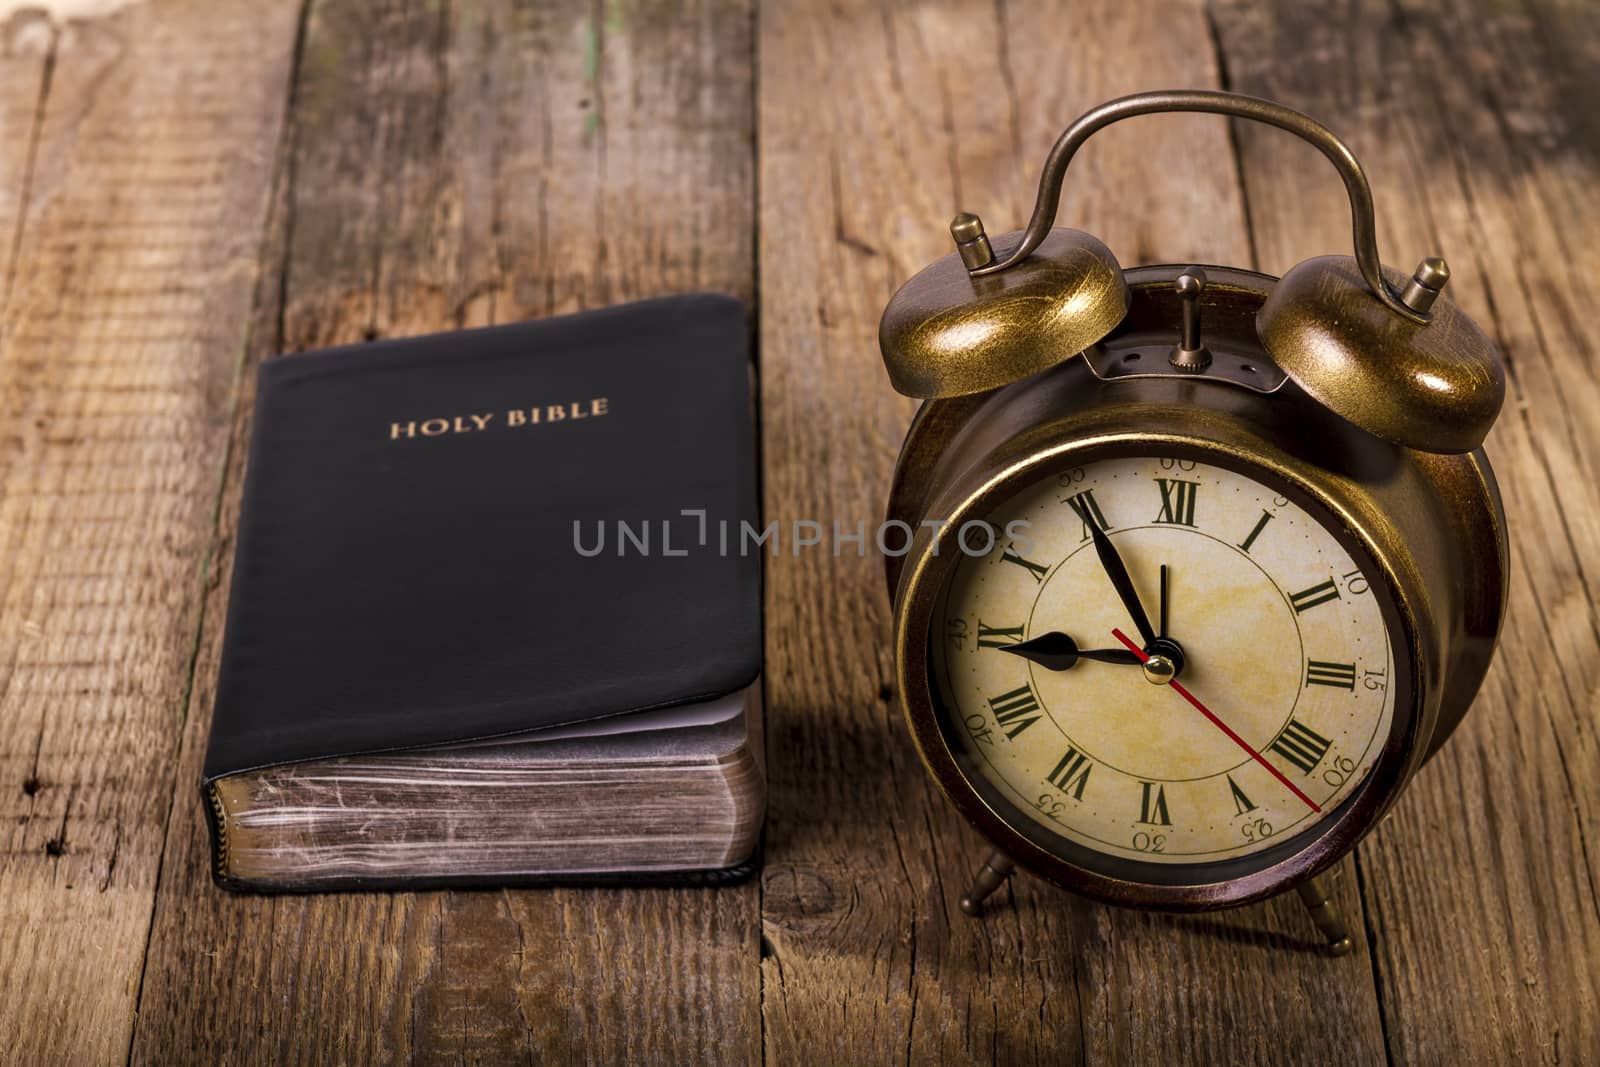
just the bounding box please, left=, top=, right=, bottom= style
left=879, top=90, right=1507, bottom=955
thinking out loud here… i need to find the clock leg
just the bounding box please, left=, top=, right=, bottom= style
left=959, top=851, right=1016, bottom=917
left=1296, top=875, right=1355, bottom=957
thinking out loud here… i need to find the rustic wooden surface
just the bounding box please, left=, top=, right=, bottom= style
left=0, top=0, right=1595, bottom=1063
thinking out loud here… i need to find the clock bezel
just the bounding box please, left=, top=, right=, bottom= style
left=893, top=432, right=1425, bottom=911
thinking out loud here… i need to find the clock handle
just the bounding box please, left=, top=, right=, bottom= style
left=970, top=89, right=1434, bottom=324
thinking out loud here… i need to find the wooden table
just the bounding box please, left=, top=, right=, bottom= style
left=2, top=1, right=1596, bottom=1062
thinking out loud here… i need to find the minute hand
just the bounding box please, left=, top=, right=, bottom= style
left=1089, top=522, right=1157, bottom=648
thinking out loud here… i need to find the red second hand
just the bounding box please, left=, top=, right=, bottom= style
left=1111, top=628, right=1321, bottom=814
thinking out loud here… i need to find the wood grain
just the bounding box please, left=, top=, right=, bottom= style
left=0, top=3, right=303, bottom=1064
left=129, top=1, right=759, bottom=1064
left=0, top=0, right=1594, bottom=1062
left=1213, top=0, right=1600, bottom=1061
left=0, top=10, right=50, bottom=305
left=757, top=2, right=1387, bottom=1064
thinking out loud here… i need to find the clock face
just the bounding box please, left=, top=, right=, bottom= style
left=930, top=453, right=1399, bottom=873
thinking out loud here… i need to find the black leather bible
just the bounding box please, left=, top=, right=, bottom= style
left=203, top=294, right=763, bottom=891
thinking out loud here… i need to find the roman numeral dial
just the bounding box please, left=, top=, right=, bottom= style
left=1000, top=547, right=1050, bottom=582
left=1228, top=775, right=1257, bottom=815
left=1138, top=782, right=1172, bottom=826
left=1046, top=748, right=1093, bottom=800
left=1065, top=489, right=1111, bottom=540
left=1154, top=478, right=1199, bottom=526
left=1289, top=578, right=1341, bottom=613
left=1269, top=718, right=1334, bottom=775
left=976, top=622, right=1024, bottom=648
left=988, top=683, right=1044, bottom=739
left=930, top=454, right=1398, bottom=868
left=1305, top=660, right=1357, bottom=690
left=1238, top=509, right=1274, bottom=553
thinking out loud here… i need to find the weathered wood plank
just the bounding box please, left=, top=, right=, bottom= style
left=757, top=2, right=1387, bottom=1063
left=0, top=11, right=50, bottom=304
left=130, top=1, right=759, bottom=1063
left=1212, top=0, right=1600, bottom=1060
left=0, top=2, right=304, bottom=1064
left=0, top=0, right=1586, bottom=1060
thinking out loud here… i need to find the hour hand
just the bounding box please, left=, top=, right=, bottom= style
left=1000, top=631, right=1143, bottom=671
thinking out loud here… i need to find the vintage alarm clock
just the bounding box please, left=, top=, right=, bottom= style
left=879, top=90, right=1507, bottom=954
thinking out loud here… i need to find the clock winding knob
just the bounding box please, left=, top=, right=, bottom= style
left=1169, top=266, right=1212, bottom=372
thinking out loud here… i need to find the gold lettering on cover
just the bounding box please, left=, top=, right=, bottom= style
left=504, top=399, right=609, bottom=426
left=394, top=399, right=609, bottom=440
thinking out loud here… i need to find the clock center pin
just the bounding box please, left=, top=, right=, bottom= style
left=1142, top=655, right=1177, bottom=686
left=1142, top=637, right=1187, bottom=685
